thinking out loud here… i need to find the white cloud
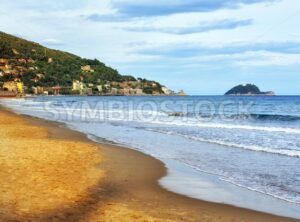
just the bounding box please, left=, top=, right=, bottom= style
left=234, top=51, right=300, bottom=67
left=41, top=38, right=64, bottom=46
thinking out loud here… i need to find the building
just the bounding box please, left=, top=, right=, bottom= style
left=17, top=59, right=27, bottom=63
left=111, top=87, right=118, bottom=95
left=162, top=86, right=173, bottom=95
left=36, top=73, right=45, bottom=79
left=129, top=88, right=143, bottom=95
left=0, top=59, right=12, bottom=73
left=96, top=85, right=103, bottom=92
left=16, top=82, right=24, bottom=94
left=12, top=49, right=19, bottom=55
left=121, top=88, right=130, bottom=95
left=81, top=65, right=94, bottom=73
left=72, top=80, right=84, bottom=91
left=31, top=86, right=46, bottom=95
left=72, top=80, right=95, bottom=95
left=82, top=88, right=93, bottom=96
left=3, top=81, right=24, bottom=94
left=0, top=58, right=6, bottom=63
left=31, top=87, right=38, bottom=95
left=0, top=59, right=8, bottom=66
left=104, top=83, right=111, bottom=88
left=117, top=88, right=144, bottom=96
left=177, top=90, right=186, bottom=96
left=52, top=86, right=61, bottom=95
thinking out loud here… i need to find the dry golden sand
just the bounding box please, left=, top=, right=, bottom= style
left=0, top=108, right=299, bottom=222
left=0, top=112, right=102, bottom=218
left=0, top=110, right=176, bottom=221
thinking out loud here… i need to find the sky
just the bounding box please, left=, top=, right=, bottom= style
left=0, top=0, right=299, bottom=95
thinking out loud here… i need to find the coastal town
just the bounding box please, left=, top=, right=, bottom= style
left=0, top=31, right=186, bottom=98
left=0, top=59, right=185, bottom=98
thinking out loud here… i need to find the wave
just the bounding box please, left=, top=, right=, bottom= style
left=176, top=160, right=300, bottom=204
left=171, top=160, right=300, bottom=205
left=219, top=178, right=300, bottom=204
left=149, top=129, right=300, bottom=158
left=187, top=136, right=300, bottom=158
left=150, top=119, right=300, bottom=134
left=167, top=112, right=300, bottom=122
left=233, top=114, right=300, bottom=122
left=2, top=99, right=300, bottom=135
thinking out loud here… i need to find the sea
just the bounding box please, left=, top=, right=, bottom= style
left=1, top=95, right=300, bottom=219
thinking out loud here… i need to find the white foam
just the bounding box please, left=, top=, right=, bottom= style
left=219, top=177, right=300, bottom=204
left=187, top=136, right=300, bottom=158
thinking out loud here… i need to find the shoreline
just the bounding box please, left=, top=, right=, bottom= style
left=1, top=106, right=299, bottom=221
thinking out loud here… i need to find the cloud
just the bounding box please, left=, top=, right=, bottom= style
left=40, top=38, right=64, bottom=46
left=12, top=33, right=28, bottom=39
left=86, top=13, right=127, bottom=22
left=234, top=51, right=300, bottom=66
left=110, top=0, right=276, bottom=17
left=122, top=19, right=253, bottom=34
left=85, top=0, right=277, bottom=22
left=10, top=0, right=87, bottom=11
left=127, top=41, right=300, bottom=68
left=135, top=41, right=300, bottom=57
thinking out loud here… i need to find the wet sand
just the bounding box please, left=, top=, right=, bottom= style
left=0, top=107, right=299, bottom=222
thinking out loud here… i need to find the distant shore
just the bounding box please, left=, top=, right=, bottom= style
left=0, top=107, right=298, bottom=222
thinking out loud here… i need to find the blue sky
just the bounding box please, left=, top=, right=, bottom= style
left=0, top=0, right=300, bottom=95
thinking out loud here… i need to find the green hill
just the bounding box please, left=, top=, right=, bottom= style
left=0, top=31, right=163, bottom=95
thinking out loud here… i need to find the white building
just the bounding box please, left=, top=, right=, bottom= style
left=162, top=86, right=172, bottom=95
left=97, top=85, right=103, bottom=92
left=72, top=80, right=84, bottom=91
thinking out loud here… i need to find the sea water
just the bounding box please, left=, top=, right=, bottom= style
left=1, top=96, right=300, bottom=218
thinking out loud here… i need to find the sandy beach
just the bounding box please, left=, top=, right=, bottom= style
left=0, top=107, right=299, bottom=222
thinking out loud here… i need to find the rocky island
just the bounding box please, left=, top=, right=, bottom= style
left=225, top=84, right=275, bottom=96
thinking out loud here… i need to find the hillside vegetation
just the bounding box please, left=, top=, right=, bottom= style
left=0, top=31, right=163, bottom=94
